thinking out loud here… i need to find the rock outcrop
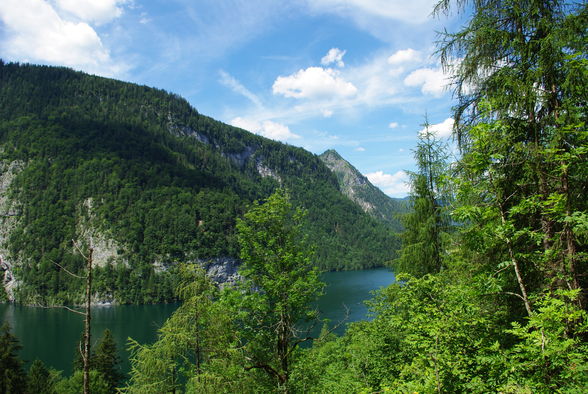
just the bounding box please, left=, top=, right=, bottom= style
left=319, top=149, right=407, bottom=231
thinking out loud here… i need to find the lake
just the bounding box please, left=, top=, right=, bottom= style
left=0, top=267, right=395, bottom=375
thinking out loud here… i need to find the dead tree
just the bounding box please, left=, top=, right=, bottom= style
left=54, top=240, right=93, bottom=394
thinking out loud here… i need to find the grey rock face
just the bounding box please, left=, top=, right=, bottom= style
left=201, top=257, right=242, bottom=288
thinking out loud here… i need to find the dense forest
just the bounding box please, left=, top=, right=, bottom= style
left=0, top=61, right=401, bottom=305
left=1, top=0, right=586, bottom=392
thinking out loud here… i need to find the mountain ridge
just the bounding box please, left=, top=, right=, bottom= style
left=319, top=149, right=407, bottom=231
left=0, top=62, right=402, bottom=304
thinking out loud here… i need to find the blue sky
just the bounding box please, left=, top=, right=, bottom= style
left=0, top=0, right=462, bottom=197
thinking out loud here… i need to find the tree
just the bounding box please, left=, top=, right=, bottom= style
left=54, top=370, right=110, bottom=394
left=436, top=0, right=588, bottom=309
left=27, top=359, right=59, bottom=394
left=127, top=265, right=247, bottom=393
left=0, top=322, right=27, bottom=393
left=231, top=189, right=324, bottom=391
left=394, top=119, right=451, bottom=277
left=94, top=329, right=123, bottom=392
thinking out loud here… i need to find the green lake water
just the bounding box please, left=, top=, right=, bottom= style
left=0, top=267, right=394, bottom=375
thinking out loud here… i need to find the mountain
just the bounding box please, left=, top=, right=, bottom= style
left=0, top=62, right=401, bottom=304
left=319, top=150, right=408, bottom=231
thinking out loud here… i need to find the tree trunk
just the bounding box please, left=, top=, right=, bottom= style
left=83, top=247, right=93, bottom=394
left=499, top=205, right=533, bottom=316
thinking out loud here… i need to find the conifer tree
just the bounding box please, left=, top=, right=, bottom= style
left=0, top=322, right=27, bottom=393
left=27, top=359, right=56, bottom=394
left=394, top=120, right=451, bottom=276
left=93, top=329, right=123, bottom=392
left=436, top=0, right=588, bottom=308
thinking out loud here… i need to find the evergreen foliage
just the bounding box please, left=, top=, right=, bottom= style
left=0, top=62, right=399, bottom=305
left=27, top=359, right=60, bottom=394
left=1, top=0, right=586, bottom=391
left=0, top=322, right=27, bottom=393
left=93, top=329, right=124, bottom=392
left=394, top=120, right=452, bottom=276
left=288, top=0, right=588, bottom=391
left=126, top=265, right=251, bottom=393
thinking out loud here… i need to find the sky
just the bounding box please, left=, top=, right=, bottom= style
left=0, top=0, right=463, bottom=197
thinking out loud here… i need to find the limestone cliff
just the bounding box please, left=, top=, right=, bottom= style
left=319, top=150, right=407, bottom=231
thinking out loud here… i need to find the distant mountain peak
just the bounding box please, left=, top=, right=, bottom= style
left=319, top=150, right=406, bottom=230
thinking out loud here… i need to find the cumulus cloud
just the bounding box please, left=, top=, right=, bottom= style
left=231, top=117, right=301, bottom=142
left=55, top=0, right=127, bottom=25
left=404, top=67, right=448, bottom=97
left=321, top=48, right=346, bottom=67
left=388, top=48, right=421, bottom=65
left=355, top=146, right=366, bottom=152
left=388, top=121, right=399, bottom=128
left=219, top=70, right=263, bottom=107
left=366, top=170, right=410, bottom=197
left=0, top=0, right=127, bottom=76
left=273, top=67, right=357, bottom=99
left=419, top=117, right=454, bottom=138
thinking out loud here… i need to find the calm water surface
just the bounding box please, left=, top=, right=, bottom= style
left=0, top=267, right=394, bottom=375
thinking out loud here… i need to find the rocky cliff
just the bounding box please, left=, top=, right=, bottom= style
left=319, top=149, right=407, bottom=231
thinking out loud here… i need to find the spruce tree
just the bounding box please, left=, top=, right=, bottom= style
left=27, top=359, right=55, bottom=394
left=394, top=120, right=451, bottom=277
left=436, top=0, right=588, bottom=309
left=0, top=322, right=27, bottom=393
left=93, top=329, right=123, bottom=392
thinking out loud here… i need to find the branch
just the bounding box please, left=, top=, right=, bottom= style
left=72, top=239, right=88, bottom=260
left=492, top=263, right=512, bottom=277
left=244, top=361, right=280, bottom=379
left=312, top=303, right=351, bottom=345
left=40, top=304, right=85, bottom=316
left=52, top=260, right=85, bottom=279
left=500, top=291, right=526, bottom=302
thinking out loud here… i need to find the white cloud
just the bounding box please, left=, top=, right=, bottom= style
left=355, top=146, right=366, bottom=152
left=219, top=70, right=263, bottom=107
left=321, top=109, right=334, bottom=118
left=0, top=0, right=127, bottom=77
left=419, top=117, right=454, bottom=138
left=306, top=0, right=439, bottom=25
left=230, top=117, right=301, bottom=142
left=139, top=12, right=151, bottom=24
left=388, top=48, right=421, bottom=65
left=404, top=67, right=448, bottom=97
left=388, top=121, right=399, bottom=128
left=54, top=0, right=127, bottom=25
left=273, top=67, right=357, bottom=99
left=321, top=48, right=346, bottom=67
left=366, top=170, right=410, bottom=197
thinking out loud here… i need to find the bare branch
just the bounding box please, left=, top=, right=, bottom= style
left=501, top=291, right=526, bottom=302
left=72, top=239, right=88, bottom=260
left=492, top=263, right=512, bottom=277
left=40, top=304, right=85, bottom=316
left=52, top=260, right=85, bottom=279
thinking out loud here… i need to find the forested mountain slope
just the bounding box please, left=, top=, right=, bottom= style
left=0, top=62, right=399, bottom=304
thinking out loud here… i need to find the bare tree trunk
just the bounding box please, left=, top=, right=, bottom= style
left=499, top=205, right=533, bottom=316
left=83, top=247, right=93, bottom=394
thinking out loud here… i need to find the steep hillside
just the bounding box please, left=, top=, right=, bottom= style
left=0, top=62, right=399, bottom=304
left=319, top=150, right=408, bottom=231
